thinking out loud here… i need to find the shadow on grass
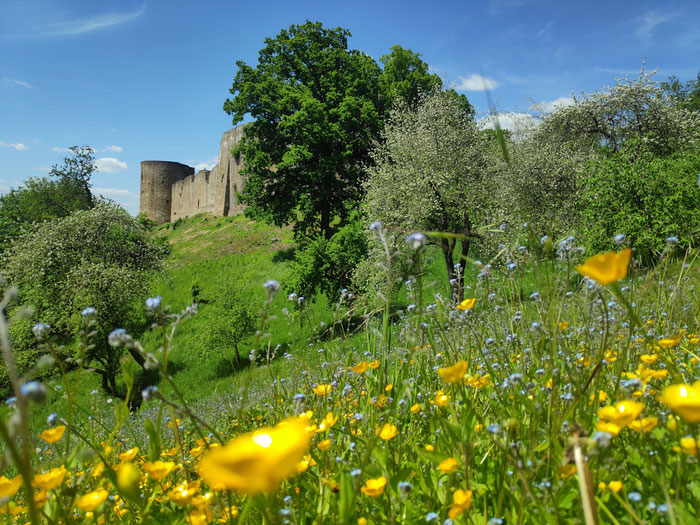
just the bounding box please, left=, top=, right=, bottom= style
left=272, top=247, right=296, bottom=263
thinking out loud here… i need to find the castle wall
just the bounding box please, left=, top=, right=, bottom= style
left=139, top=124, right=248, bottom=223
left=140, top=161, right=194, bottom=224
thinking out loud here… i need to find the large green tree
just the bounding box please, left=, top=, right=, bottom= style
left=224, top=22, right=468, bottom=240
left=0, top=146, right=96, bottom=250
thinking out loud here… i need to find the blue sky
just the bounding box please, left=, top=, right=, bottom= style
left=1, top=0, right=698, bottom=215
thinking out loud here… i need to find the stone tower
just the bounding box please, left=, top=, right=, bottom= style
left=139, top=125, right=247, bottom=224
left=139, top=161, right=194, bottom=224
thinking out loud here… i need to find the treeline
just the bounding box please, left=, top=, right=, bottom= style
left=226, top=22, right=699, bottom=303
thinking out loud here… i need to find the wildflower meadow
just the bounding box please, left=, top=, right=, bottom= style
left=0, top=226, right=698, bottom=524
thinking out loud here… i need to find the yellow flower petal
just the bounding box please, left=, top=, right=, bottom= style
left=576, top=248, right=631, bottom=285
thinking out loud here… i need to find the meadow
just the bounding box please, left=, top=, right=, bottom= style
left=0, top=216, right=698, bottom=524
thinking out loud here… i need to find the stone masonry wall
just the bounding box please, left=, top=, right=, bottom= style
left=139, top=124, right=247, bottom=224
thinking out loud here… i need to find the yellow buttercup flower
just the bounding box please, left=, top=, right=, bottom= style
left=360, top=476, right=386, bottom=497
left=628, top=417, right=658, bottom=434
left=33, top=466, right=67, bottom=490
left=448, top=489, right=473, bottom=520
left=351, top=361, right=369, bottom=374
left=457, top=298, right=476, bottom=310
left=117, top=462, right=141, bottom=494
left=318, top=412, right=338, bottom=432
left=368, top=360, right=379, bottom=369
left=75, top=489, right=109, bottom=512
left=438, top=457, right=458, bottom=474
left=559, top=321, right=570, bottom=331
left=118, top=447, right=139, bottom=462
left=196, top=417, right=311, bottom=494
left=377, top=423, right=397, bottom=440
left=676, top=437, right=698, bottom=455
left=312, top=384, right=332, bottom=396
left=142, top=461, right=176, bottom=482
left=608, top=481, right=623, bottom=493
left=658, top=331, right=683, bottom=349
left=659, top=381, right=700, bottom=423
left=317, top=439, right=331, bottom=450
left=39, top=425, right=66, bottom=444
left=410, top=403, right=421, bottom=413
left=576, top=247, right=631, bottom=285
left=434, top=390, right=449, bottom=407
left=0, top=475, right=22, bottom=498
left=598, top=400, right=644, bottom=427
left=167, top=481, right=200, bottom=506
left=438, top=360, right=468, bottom=383
left=595, top=421, right=621, bottom=435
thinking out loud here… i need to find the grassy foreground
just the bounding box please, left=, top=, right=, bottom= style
left=1, top=223, right=699, bottom=524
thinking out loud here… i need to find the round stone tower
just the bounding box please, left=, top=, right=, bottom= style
left=140, top=161, right=194, bottom=224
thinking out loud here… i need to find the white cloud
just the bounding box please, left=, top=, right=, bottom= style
left=451, top=74, right=499, bottom=91
left=93, top=187, right=133, bottom=198
left=194, top=155, right=218, bottom=172
left=28, top=5, right=146, bottom=38
left=0, top=178, right=9, bottom=193
left=51, top=146, right=71, bottom=153
left=3, top=77, right=32, bottom=88
left=594, top=66, right=644, bottom=76
left=0, top=141, right=28, bottom=150
left=635, top=9, right=677, bottom=39
left=529, top=96, right=574, bottom=114
left=93, top=187, right=139, bottom=215
left=96, top=157, right=128, bottom=173
left=103, top=145, right=123, bottom=153
left=478, top=112, right=540, bottom=139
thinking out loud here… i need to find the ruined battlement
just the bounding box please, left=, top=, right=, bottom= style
left=139, top=124, right=247, bottom=224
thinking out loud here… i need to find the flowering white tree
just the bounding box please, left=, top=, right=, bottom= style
left=364, top=91, right=495, bottom=297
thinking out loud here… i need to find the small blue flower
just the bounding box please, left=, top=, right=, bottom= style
left=426, top=512, right=439, bottom=523
left=47, top=413, right=59, bottom=426
left=81, top=307, right=97, bottom=319
left=21, top=381, right=46, bottom=403
left=406, top=232, right=427, bottom=250
left=628, top=492, right=642, bottom=502
left=32, top=323, right=51, bottom=340
left=145, top=296, right=162, bottom=311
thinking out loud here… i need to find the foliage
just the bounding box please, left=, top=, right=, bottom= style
left=364, top=90, right=493, bottom=296
left=661, top=71, right=700, bottom=113
left=224, top=21, right=384, bottom=238
left=0, top=147, right=97, bottom=251
left=286, top=213, right=368, bottom=302
left=1, top=203, right=168, bottom=395
left=580, top=141, right=700, bottom=264
left=535, top=69, right=700, bottom=155
left=200, top=283, right=255, bottom=363
left=224, top=22, right=473, bottom=239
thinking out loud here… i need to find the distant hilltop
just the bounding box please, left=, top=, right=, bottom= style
left=139, top=125, right=246, bottom=224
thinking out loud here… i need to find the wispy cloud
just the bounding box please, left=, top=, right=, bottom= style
left=96, top=157, right=129, bottom=173
left=529, top=96, right=574, bottom=114
left=635, top=9, right=677, bottom=39
left=195, top=155, right=218, bottom=172
left=0, top=178, right=9, bottom=193
left=451, top=74, right=499, bottom=91
left=3, top=77, right=32, bottom=88
left=0, top=141, right=28, bottom=150
left=53, top=145, right=124, bottom=154
left=18, top=4, right=145, bottom=39
left=93, top=187, right=139, bottom=215
left=594, top=66, right=645, bottom=76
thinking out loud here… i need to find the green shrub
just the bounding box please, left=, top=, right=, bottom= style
left=580, top=140, right=700, bottom=263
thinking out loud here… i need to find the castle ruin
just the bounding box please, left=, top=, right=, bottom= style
left=140, top=125, right=246, bottom=224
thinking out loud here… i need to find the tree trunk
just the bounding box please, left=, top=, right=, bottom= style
left=321, top=203, right=331, bottom=239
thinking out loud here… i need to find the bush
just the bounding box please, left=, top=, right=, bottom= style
left=580, top=141, right=700, bottom=263
left=286, top=215, right=368, bottom=303
left=1, top=203, right=168, bottom=395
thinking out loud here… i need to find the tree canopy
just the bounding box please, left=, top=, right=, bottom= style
left=0, top=146, right=96, bottom=251
left=224, top=21, right=472, bottom=239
